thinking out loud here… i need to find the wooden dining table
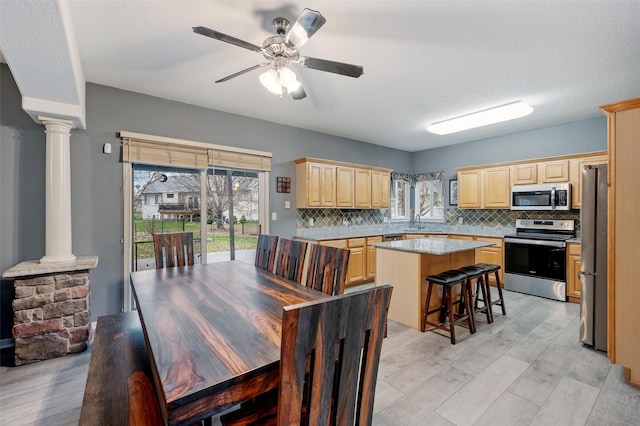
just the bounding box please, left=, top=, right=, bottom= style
left=130, top=261, right=330, bottom=426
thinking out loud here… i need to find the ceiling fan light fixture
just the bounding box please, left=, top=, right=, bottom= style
left=259, top=69, right=282, bottom=94
left=427, top=101, right=534, bottom=135
left=279, top=67, right=298, bottom=88
left=259, top=66, right=301, bottom=95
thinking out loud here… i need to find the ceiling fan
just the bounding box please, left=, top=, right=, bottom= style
left=193, top=8, right=364, bottom=100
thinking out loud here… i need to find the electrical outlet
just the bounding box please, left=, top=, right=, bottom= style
left=458, top=217, right=464, bottom=224
left=271, top=212, right=277, bottom=221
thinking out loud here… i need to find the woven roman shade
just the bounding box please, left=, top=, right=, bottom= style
left=122, top=138, right=208, bottom=168
left=208, top=148, right=271, bottom=171
left=120, top=132, right=271, bottom=171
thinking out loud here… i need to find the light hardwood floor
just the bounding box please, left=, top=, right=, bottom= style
left=1, top=289, right=639, bottom=425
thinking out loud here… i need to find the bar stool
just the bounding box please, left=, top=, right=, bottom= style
left=423, top=269, right=476, bottom=344
left=457, top=265, right=493, bottom=324
left=475, top=263, right=506, bottom=317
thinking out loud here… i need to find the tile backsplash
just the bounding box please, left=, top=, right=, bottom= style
left=297, top=208, right=581, bottom=230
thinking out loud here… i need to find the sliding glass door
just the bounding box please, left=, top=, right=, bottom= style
left=204, top=168, right=261, bottom=263
left=131, top=165, right=204, bottom=271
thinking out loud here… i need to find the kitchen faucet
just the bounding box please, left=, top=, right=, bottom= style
left=416, top=214, right=422, bottom=230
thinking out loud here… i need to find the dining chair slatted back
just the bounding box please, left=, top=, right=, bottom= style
left=305, top=244, right=350, bottom=296
left=220, top=285, right=393, bottom=426
left=255, top=234, right=279, bottom=271
left=153, top=232, right=195, bottom=269
left=278, top=284, right=393, bottom=425
left=274, top=239, right=308, bottom=283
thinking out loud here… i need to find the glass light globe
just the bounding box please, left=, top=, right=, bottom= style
left=259, top=69, right=282, bottom=94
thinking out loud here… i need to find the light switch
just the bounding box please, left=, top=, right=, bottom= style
left=271, top=212, right=277, bottom=221
left=103, top=143, right=112, bottom=154
left=284, top=201, right=290, bottom=209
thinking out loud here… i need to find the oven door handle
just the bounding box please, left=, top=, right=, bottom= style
left=504, top=238, right=566, bottom=248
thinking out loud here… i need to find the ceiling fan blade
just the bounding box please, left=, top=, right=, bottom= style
left=297, top=57, right=364, bottom=78
left=285, top=8, right=326, bottom=49
left=193, top=26, right=263, bottom=53
left=215, top=63, right=271, bottom=83
left=290, top=85, right=307, bottom=100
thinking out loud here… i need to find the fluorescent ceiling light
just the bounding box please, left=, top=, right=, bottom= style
left=427, top=101, right=534, bottom=135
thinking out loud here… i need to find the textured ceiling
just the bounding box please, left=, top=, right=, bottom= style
left=3, top=1, right=640, bottom=151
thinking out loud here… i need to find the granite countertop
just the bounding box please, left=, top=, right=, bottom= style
left=295, top=223, right=515, bottom=241
left=373, top=238, right=495, bottom=255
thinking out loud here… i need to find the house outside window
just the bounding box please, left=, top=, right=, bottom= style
left=390, top=173, right=411, bottom=221
left=414, top=171, right=445, bottom=221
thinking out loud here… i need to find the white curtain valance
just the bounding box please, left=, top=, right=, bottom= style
left=120, top=132, right=272, bottom=171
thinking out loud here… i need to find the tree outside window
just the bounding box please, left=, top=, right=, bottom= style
left=414, top=172, right=445, bottom=221
left=390, top=173, right=411, bottom=220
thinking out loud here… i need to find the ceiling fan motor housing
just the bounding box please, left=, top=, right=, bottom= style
left=262, top=36, right=299, bottom=61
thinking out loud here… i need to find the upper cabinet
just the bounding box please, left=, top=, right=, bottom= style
left=335, top=166, right=354, bottom=207
left=354, top=168, right=372, bottom=208
left=295, top=158, right=392, bottom=209
left=297, top=161, right=335, bottom=208
left=569, top=154, right=608, bottom=209
left=371, top=170, right=391, bottom=208
left=512, top=163, right=538, bottom=185
left=457, top=166, right=510, bottom=209
left=538, top=159, right=569, bottom=183
left=458, top=151, right=607, bottom=210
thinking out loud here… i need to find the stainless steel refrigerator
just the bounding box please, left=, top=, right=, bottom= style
left=579, top=164, right=608, bottom=351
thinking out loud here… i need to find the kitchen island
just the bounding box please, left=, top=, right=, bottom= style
left=374, top=238, right=495, bottom=330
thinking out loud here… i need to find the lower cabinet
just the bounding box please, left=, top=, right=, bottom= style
left=319, top=236, right=381, bottom=286
left=366, top=236, right=382, bottom=280
left=347, top=238, right=366, bottom=284
left=566, top=243, right=581, bottom=304
left=474, top=237, right=504, bottom=286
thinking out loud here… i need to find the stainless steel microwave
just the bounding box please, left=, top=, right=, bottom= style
left=510, top=183, right=571, bottom=211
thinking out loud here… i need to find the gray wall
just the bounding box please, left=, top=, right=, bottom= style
left=0, top=64, right=412, bottom=325
left=1, top=62, right=608, bottom=334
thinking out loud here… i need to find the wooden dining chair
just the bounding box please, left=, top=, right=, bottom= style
left=274, top=239, right=308, bottom=283
left=255, top=234, right=279, bottom=271
left=152, top=232, right=195, bottom=269
left=220, top=284, right=393, bottom=426
left=305, top=244, right=350, bottom=296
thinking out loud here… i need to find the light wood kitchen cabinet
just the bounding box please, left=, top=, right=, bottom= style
left=601, top=97, right=640, bottom=385
left=512, top=163, right=538, bottom=185
left=354, top=168, right=372, bottom=208
left=366, top=236, right=382, bottom=280
left=371, top=170, right=391, bottom=208
left=458, top=169, right=482, bottom=208
left=335, top=166, right=354, bottom=207
left=295, top=161, right=335, bottom=208
left=457, top=167, right=510, bottom=209
left=474, top=237, right=504, bottom=285
left=295, top=158, right=392, bottom=209
left=483, top=166, right=511, bottom=208
left=319, top=236, right=383, bottom=286
left=570, top=154, right=608, bottom=209
left=538, top=159, right=570, bottom=183
left=347, top=238, right=366, bottom=284
left=566, top=243, right=581, bottom=304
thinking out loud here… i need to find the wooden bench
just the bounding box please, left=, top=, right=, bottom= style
left=79, top=311, right=163, bottom=425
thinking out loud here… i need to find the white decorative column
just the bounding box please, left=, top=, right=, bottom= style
left=38, top=116, right=76, bottom=264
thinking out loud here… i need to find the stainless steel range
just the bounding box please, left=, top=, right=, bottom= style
left=504, top=219, right=575, bottom=301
